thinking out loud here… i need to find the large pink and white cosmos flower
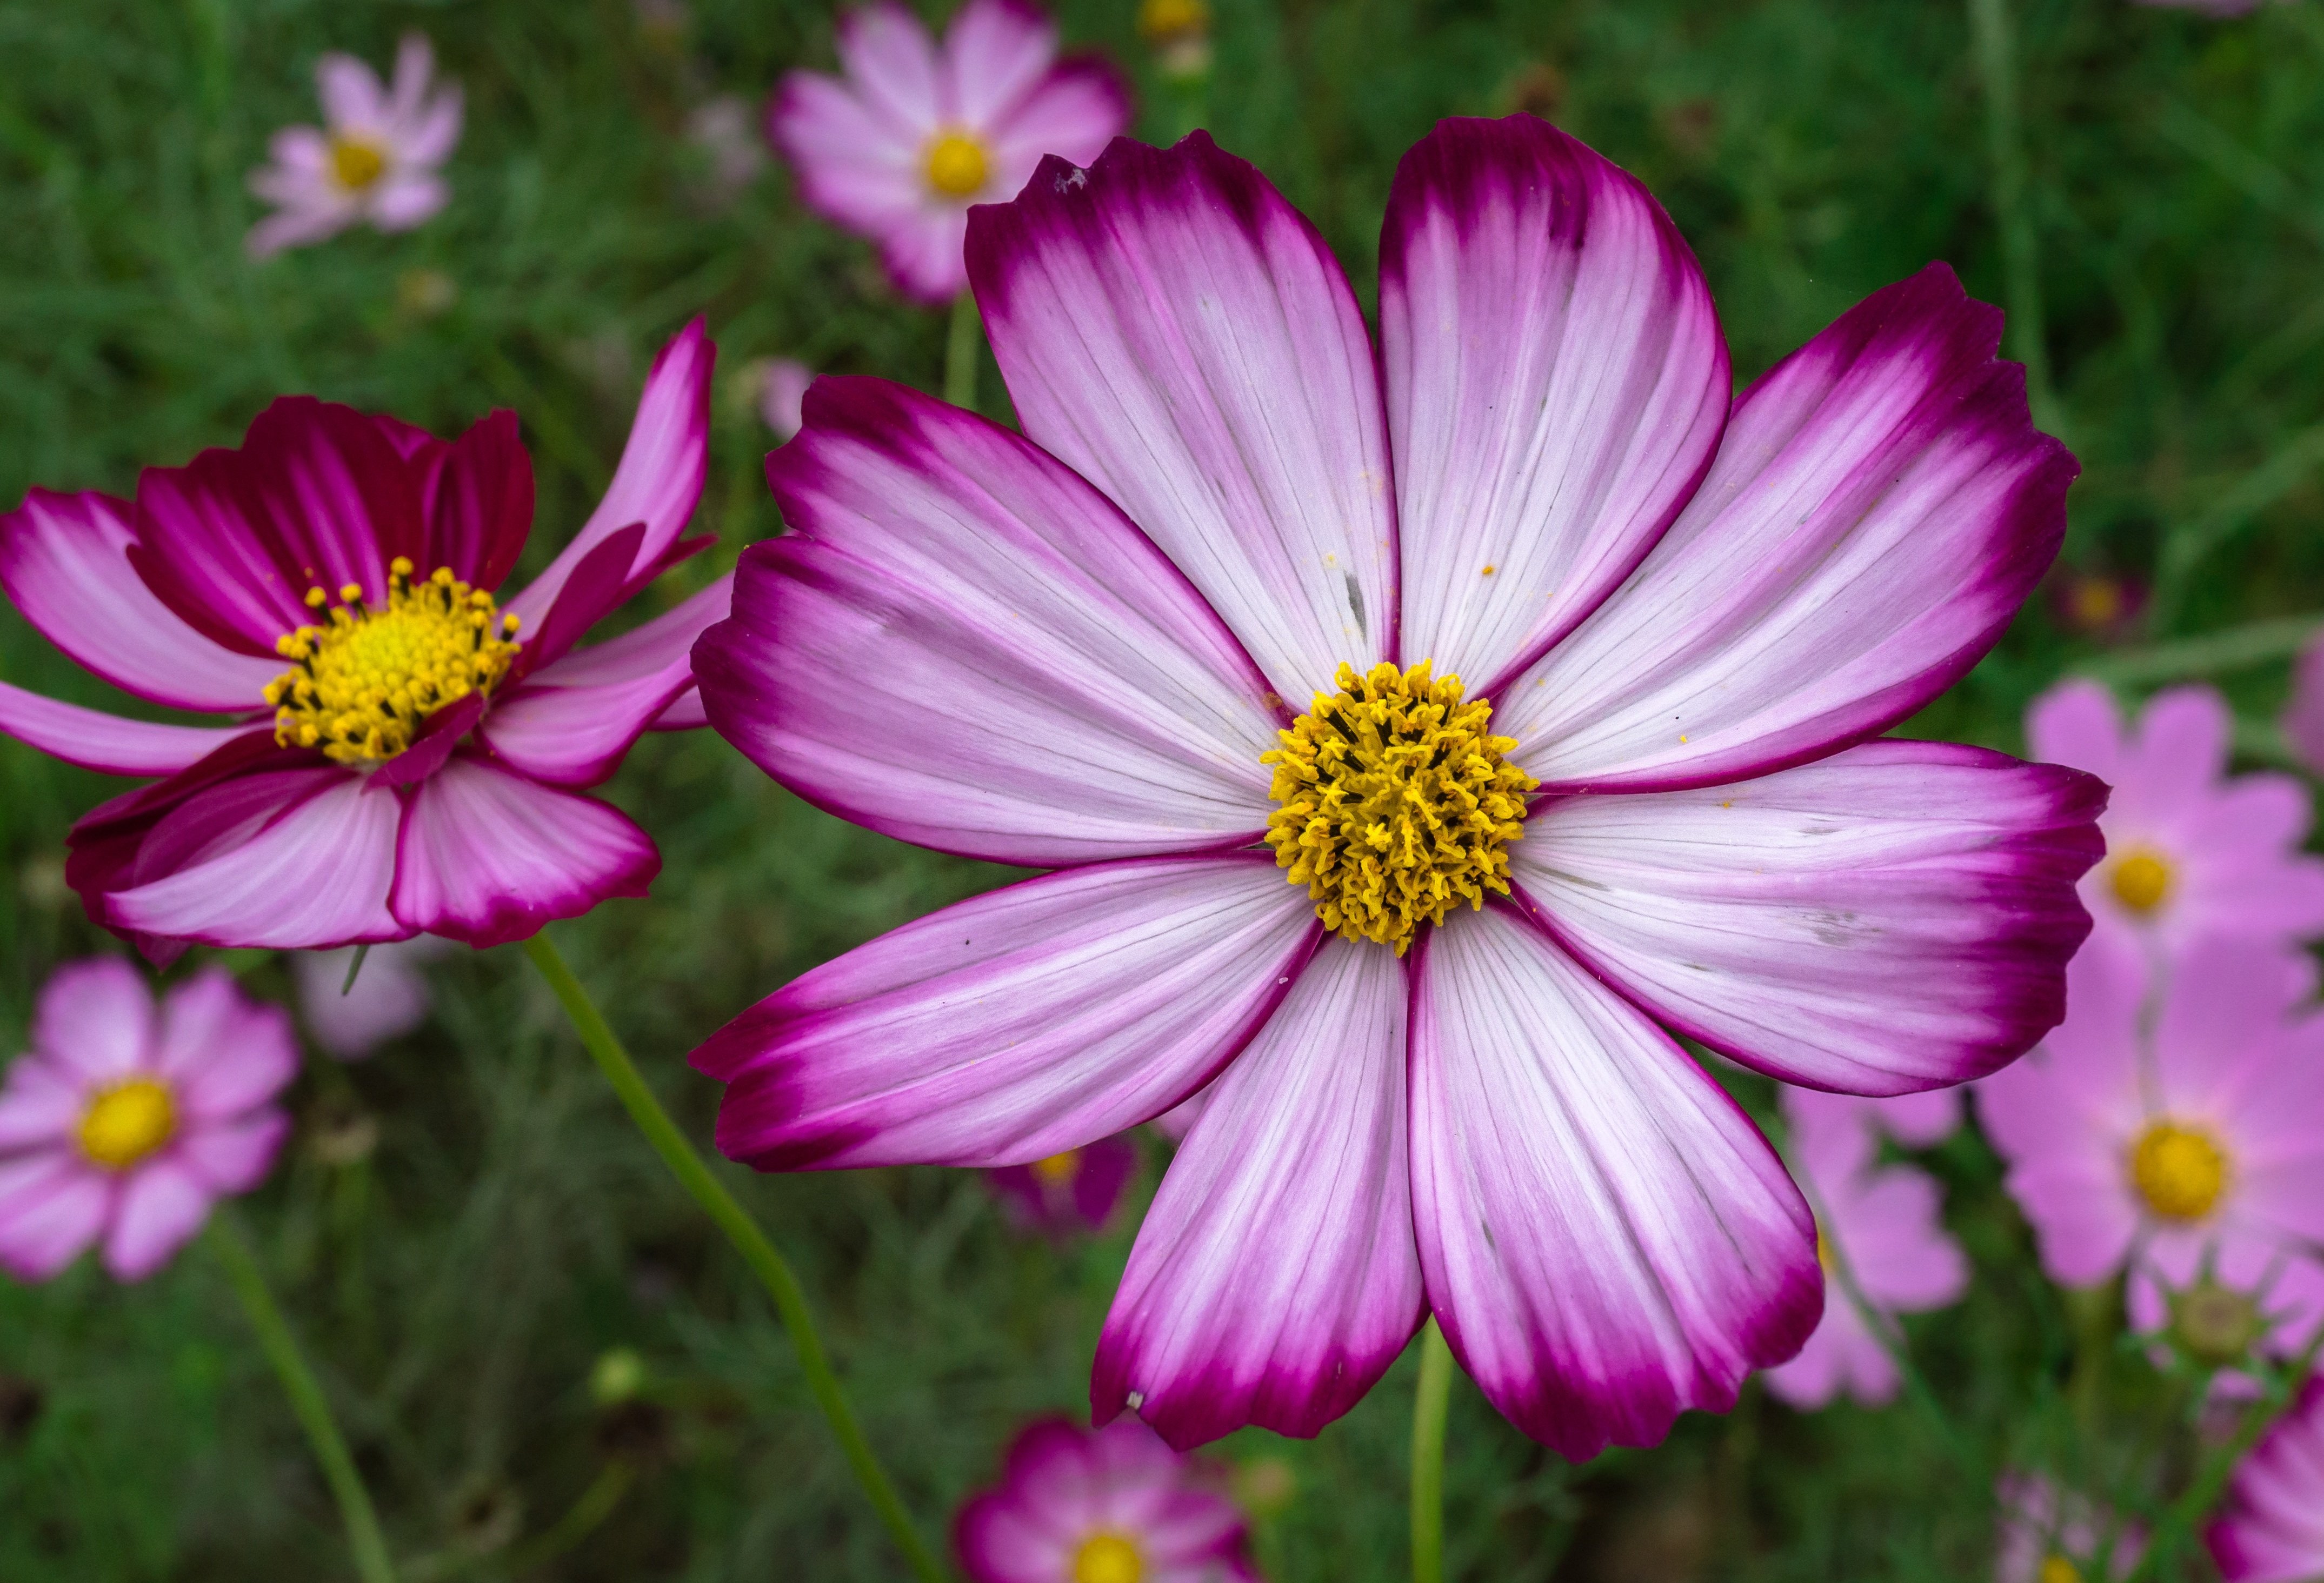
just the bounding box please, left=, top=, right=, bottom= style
left=691, top=119, right=2105, bottom=1456
left=246, top=34, right=464, bottom=258
left=770, top=0, right=1128, bottom=303
left=0, top=323, right=729, bottom=957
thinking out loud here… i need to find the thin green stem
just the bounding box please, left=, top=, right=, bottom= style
left=1967, top=0, right=2061, bottom=438
left=2080, top=612, right=2324, bottom=687
left=943, top=290, right=981, bottom=412
left=1410, top=1318, right=1453, bottom=1583
left=208, top=1215, right=398, bottom=1583
left=520, top=933, right=947, bottom=1583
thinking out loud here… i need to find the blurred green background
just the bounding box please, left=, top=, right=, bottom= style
left=2, top=0, right=2320, bottom=1577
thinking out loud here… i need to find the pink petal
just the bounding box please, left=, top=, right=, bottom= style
left=967, top=133, right=1397, bottom=704
left=708, top=377, right=1281, bottom=865
left=383, top=35, right=436, bottom=125
left=0, top=1054, right=83, bottom=1151
left=1408, top=903, right=1820, bottom=1457
left=834, top=1, right=944, bottom=136
left=245, top=200, right=356, bottom=258
left=2283, top=639, right=2324, bottom=777
left=2025, top=678, right=2127, bottom=789
left=879, top=207, right=976, bottom=302
left=760, top=359, right=814, bottom=442
left=294, top=940, right=438, bottom=1058
left=153, top=968, right=299, bottom=1120
left=1093, top=939, right=1426, bottom=1448
left=983, top=64, right=1131, bottom=195
left=1499, top=264, right=2076, bottom=791
left=388, top=756, right=657, bottom=947
left=401, top=408, right=532, bottom=592
left=0, top=1153, right=110, bottom=1281
left=367, top=171, right=447, bottom=230
left=649, top=687, right=705, bottom=731
left=1379, top=116, right=1729, bottom=695
left=398, top=89, right=463, bottom=169
left=175, top=1110, right=290, bottom=1195
left=938, top=0, right=1057, bottom=127
left=0, top=683, right=255, bottom=777
left=31, top=957, right=156, bottom=1085
left=695, top=854, right=1320, bottom=1171
left=1833, top=1168, right=1968, bottom=1312
left=1513, top=740, right=2103, bottom=1093
left=768, top=73, right=931, bottom=246
left=316, top=52, right=386, bottom=132
left=102, top=1158, right=214, bottom=1280
left=2119, top=685, right=2231, bottom=824
left=1762, top=1297, right=1894, bottom=1410
left=2208, top=1379, right=2324, bottom=1583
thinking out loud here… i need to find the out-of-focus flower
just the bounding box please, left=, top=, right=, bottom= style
left=1980, top=941, right=2324, bottom=1360
left=0, top=324, right=728, bottom=958
left=1765, top=1090, right=1967, bottom=1410
left=2209, top=1377, right=2324, bottom=1583
left=1783, top=1083, right=1963, bottom=1152
left=1138, top=0, right=1213, bottom=81
left=247, top=35, right=463, bottom=258
left=0, top=959, right=295, bottom=1281
left=760, top=358, right=815, bottom=443
left=687, top=96, right=768, bottom=206
left=955, top=1417, right=1257, bottom=1583
left=769, top=0, right=1130, bottom=303
left=1148, top=1086, right=1206, bottom=1144
left=692, top=119, right=2101, bottom=1454
left=1996, top=1473, right=2143, bottom=1583
left=2027, top=680, right=2324, bottom=977
left=2047, top=567, right=2146, bottom=641
left=984, top=1132, right=1136, bottom=1238
left=292, top=938, right=444, bottom=1059
left=2279, top=630, right=2324, bottom=776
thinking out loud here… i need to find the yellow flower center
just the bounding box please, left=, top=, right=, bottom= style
left=922, top=129, right=991, bottom=199
left=1031, top=1150, right=1082, bottom=1186
left=1138, top=0, right=1212, bottom=43
left=266, top=557, right=521, bottom=767
left=1072, top=1533, right=1143, bottom=1583
left=78, top=1077, right=176, bottom=1170
left=2041, top=1555, right=2083, bottom=1583
left=2130, top=1120, right=2229, bottom=1222
left=2108, top=847, right=2172, bottom=915
left=2069, top=577, right=2123, bottom=628
left=1263, top=661, right=1535, bottom=956
left=329, top=135, right=389, bottom=192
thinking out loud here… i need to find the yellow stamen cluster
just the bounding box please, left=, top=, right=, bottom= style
left=2130, top=1120, right=2229, bottom=1223
left=922, top=129, right=991, bottom=198
left=329, top=134, right=389, bottom=192
left=1072, top=1533, right=1143, bottom=1583
left=2108, top=847, right=2172, bottom=915
left=1263, top=661, right=1535, bottom=955
left=78, top=1077, right=177, bottom=1171
left=1030, top=1150, right=1082, bottom=1186
left=2040, top=1556, right=2083, bottom=1583
left=266, top=557, right=520, bottom=766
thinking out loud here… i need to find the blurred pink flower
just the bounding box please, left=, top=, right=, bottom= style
left=1765, top=1088, right=1967, bottom=1410
left=955, top=1416, right=1257, bottom=1583
left=769, top=0, right=1129, bottom=302
left=761, top=358, right=815, bottom=442
left=1995, top=1472, right=2144, bottom=1583
left=0, top=959, right=295, bottom=1281
left=2279, top=633, right=2324, bottom=776
left=2208, top=1377, right=2324, bottom=1583
left=1783, top=1083, right=1963, bottom=1152
left=985, top=1132, right=1137, bottom=1239
left=247, top=35, right=463, bottom=258
left=2026, top=680, right=2324, bottom=977
left=293, top=939, right=444, bottom=1060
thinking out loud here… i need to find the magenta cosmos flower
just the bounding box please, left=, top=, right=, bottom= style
left=956, top=1417, right=1255, bottom=1583
left=2209, top=1377, right=2324, bottom=1583
left=690, top=120, right=2103, bottom=1456
left=769, top=0, right=1129, bottom=303
left=0, top=323, right=727, bottom=957
left=0, top=959, right=295, bottom=1281
left=2027, top=680, right=2324, bottom=978
left=247, top=34, right=463, bottom=258
left=987, top=1133, right=1138, bottom=1240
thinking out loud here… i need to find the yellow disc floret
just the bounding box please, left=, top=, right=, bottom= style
left=2130, top=1120, right=2229, bottom=1223
left=266, top=557, right=521, bottom=767
left=1031, top=1150, right=1082, bottom=1186
left=78, top=1077, right=176, bottom=1171
left=2040, top=1556, right=2083, bottom=1583
left=1072, top=1533, right=1142, bottom=1583
left=2108, top=846, right=2172, bottom=915
left=923, top=129, right=990, bottom=198
left=1263, top=661, right=1536, bottom=955
left=329, top=134, right=389, bottom=191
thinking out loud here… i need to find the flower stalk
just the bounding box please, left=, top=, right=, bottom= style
left=944, top=291, right=982, bottom=412
left=1410, top=1317, right=1453, bottom=1583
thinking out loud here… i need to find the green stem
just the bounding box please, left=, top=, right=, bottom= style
left=519, top=933, right=947, bottom=1583
left=943, top=291, right=981, bottom=412
left=208, top=1215, right=398, bottom=1583
left=2080, top=613, right=2324, bottom=687
left=1410, top=1318, right=1453, bottom=1583
left=1967, top=0, right=2061, bottom=437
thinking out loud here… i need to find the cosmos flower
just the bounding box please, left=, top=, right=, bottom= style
left=1979, top=940, right=2324, bottom=1364
left=1764, top=1088, right=1967, bottom=1411
left=1995, top=1473, right=2143, bottom=1583
left=0, top=323, right=727, bottom=957
left=985, top=1132, right=1138, bottom=1239
left=691, top=119, right=2101, bottom=1455
left=760, top=358, right=816, bottom=443
left=2208, top=1377, right=2324, bottom=1583
left=0, top=959, right=295, bottom=1281
left=2026, top=680, right=2324, bottom=978
left=292, top=938, right=444, bottom=1060
left=247, top=34, right=463, bottom=258
left=955, top=1417, right=1256, bottom=1583
left=769, top=0, right=1129, bottom=303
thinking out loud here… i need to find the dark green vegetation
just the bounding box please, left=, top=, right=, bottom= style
left=2, top=0, right=2320, bottom=1577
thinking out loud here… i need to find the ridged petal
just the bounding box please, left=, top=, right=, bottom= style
left=0, top=683, right=254, bottom=777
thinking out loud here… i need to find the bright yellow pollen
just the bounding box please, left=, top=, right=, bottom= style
left=78, top=1078, right=176, bottom=1171
left=2041, top=1555, right=2083, bottom=1583
left=1072, top=1533, right=1143, bottom=1583
left=329, top=135, right=389, bottom=191
left=2130, top=1120, right=2229, bottom=1222
left=1031, top=1150, right=1082, bottom=1186
left=2108, top=847, right=2172, bottom=915
left=1263, top=661, right=1536, bottom=955
left=922, top=130, right=990, bottom=199
left=265, top=557, right=521, bottom=767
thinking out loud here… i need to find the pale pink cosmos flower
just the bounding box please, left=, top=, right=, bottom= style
left=769, top=0, right=1129, bottom=303
left=1996, top=1473, right=2144, bottom=1583
left=0, top=959, right=295, bottom=1281
left=247, top=35, right=463, bottom=258
left=2027, top=680, right=2324, bottom=979
left=985, top=1132, right=1138, bottom=1239
left=0, top=323, right=728, bottom=958
left=1784, top=1082, right=1964, bottom=1152
left=293, top=938, right=444, bottom=1060
left=761, top=358, right=816, bottom=443
left=1764, top=1089, right=1968, bottom=1410
left=2209, top=1377, right=2324, bottom=1583
left=955, top=1417, right=1256, bottom=1583
left=691, top=121, right=2103, bottom=1455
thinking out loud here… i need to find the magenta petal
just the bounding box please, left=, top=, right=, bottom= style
left=507, top=522, right=645, bottom=680
left=695, top=854, right=1320, bottom=1171
left=1380, top=117, right=1729, bottom=694
left=389, top=756, right=658, bottom=947
left=176, top=1111, right=290, bottom=1195
left=31, top=957, right=156, bottom=1085
left=967, top=133, right=1397, bottom=703
left=154, top=968, right=299, bottom=1120
left=2208, top=1378, right=2324, bottom=1583
left=0, top=682, right=255, bottom=778
left=0, top=1056, right=84, bottom=1151
left=1093, top=938, right=1424, bottom=1448
left=102, top=1158, right=214, bottom=1280
left=413, top=407, right=534, bottom=590
left=1501, top=263, right=2076, bottom=791
left=0, top=1153, right=110, bottom=1282
left=1409, top=903, right=1820, bottom=1458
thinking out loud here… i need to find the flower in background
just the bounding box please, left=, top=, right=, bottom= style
left=1783, top=1083, right=1963, bottom=1152
left=1764, top=1089, right=1967, bottom=1410
left=760, top=358, right=815, bottom=443
left=0, top=323, right=727, bottom=958
left=955, top=1416, right=1257, bottom=1583
left=2047, top=566, right=2146, bottom=642
left=2026, top=680, right=2324, bottom=977
left=1980, top=941, right=2324, bottom=1361
left=2279, top=630, right=2324, bottom=777
left=694, top=119, right=2102, bottom=1455
left=2208, top=1377, right=2324, bottom=1583
left=1138, top=0, right=1214, bottom=82
left=1996, top=1473, right=2143, bottom=1583
left=686, top=96, right=768, bottom=208
left=985, top=1133, right=1137, bottom=1239
left=292, top=939, right=444, bottom=1060
left=247, top=35, right=463, bottom=258
left=0, top=959, right=295, bottom=1281
left=769, top=0, right=1130, bottom=303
